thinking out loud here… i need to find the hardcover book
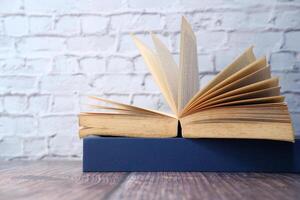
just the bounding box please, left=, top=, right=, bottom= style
left=79, top=17, right=294, bottom=142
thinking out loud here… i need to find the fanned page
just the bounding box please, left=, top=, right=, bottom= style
left=180, top=104, right=294, bottom=142
left=181, top=47, right=256, bottom=116
left=151, top=33, right=179, bottom=115
left=79, top=96, right=177, bottom=138
left=178, top=17, right=200, bottom=113
left=131, top=35, right=178, bottom=115
left=180, top=47, right=294, bottom=142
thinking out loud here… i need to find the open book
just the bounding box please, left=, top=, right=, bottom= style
left=79, top=17, right=294, bottom=142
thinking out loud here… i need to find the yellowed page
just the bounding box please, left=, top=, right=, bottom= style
left=194, top=66, right=271, bottom=105
left=195, top=77, right=279, bottom=109
left=178, top=16, right=199, bottom=113
left=151, top=33, right=179, bottom=114
left=180, top=104, right=294, bottom=142
left=183, top=47, right=256, bottom=115
left=199, top=96, right=285, bottom=111
left=89, top=96, right=176, bottom=118
left=187, top=66, right=271, bottom=112
left=196, top=86, right=280, bottom=110
left=132, top=35, right=177, bottom=114
left=79, top=113, right=178, bottom=138
left=182, top=57, right=267, bottom=115
left=182, top=104, right=290, bottom=123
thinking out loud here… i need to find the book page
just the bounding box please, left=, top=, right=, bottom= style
left=182, top=57, right=267, bottom=115
left=132, top=35, right=178, bottom=115
left=188, top=66, right=271, bottom=110
left=89, top=96, right=176, bottom=118
left=178, top=17, right=199, bottom=113
left=185, top=77, right=279, bottom=114
left=79, top=113, right=178, bottom=138
left=180, top=104, right=294, bottom=142
left=195, top=86, right=281, bottom=110
left=151, top=33, right=179, bottom=114
left=182, top=47, right=256, bottom=115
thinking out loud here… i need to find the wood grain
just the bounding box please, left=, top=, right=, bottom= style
left=0, top=161, right=299, bottom=200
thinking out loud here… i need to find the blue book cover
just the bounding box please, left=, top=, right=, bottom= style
left=83, top=136, right=300, bottom=172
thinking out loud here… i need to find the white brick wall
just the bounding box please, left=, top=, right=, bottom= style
left=0, top=0, right=300, bottom=160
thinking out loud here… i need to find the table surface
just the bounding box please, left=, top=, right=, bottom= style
left=0, top=161, right=300, bottom=200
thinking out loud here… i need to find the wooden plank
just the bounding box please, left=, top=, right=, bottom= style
left=107, top=172, right=300, bottom=200
left=0, top=161, right=300, bottom=200
left=0, top=161, right=128, bottom=200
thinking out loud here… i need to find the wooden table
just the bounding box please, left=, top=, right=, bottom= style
left=0, top=161, right=299, bottom=200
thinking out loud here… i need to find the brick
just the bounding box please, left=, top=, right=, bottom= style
left=0, top=116, right=15, bottom=136
left=79, top=57, right=105, bottom=74
left=29, top=16, right=53, bottom=34
left=40, top=75, right=91, bottom=94
left=0, top=21, right=4, bottom=35
left=118, top=34, right=149, bottom=54
left=81, top=16, right=109, bottom=34
left=0, top=76, right=36, bottom=94
left=275, top=72, right=300, bottom=92
left=284, top=32, right=300, bottom=51
left=143, top=74, right=160, bottom=92
left=25, top=58, right=52, bottom=75
left=247, top=12, right=273, bottom=29
left=0, top=137, right=22, bottom=157
left=210, top=12, right=249, bottom=30
left=270, top=52, right=296, bottom=71
left=132, top=94, right=160, bottom=110
left=38, top=115, right=77, bottom=136
left=53, top=56, right=79, bottom=74
left=55, top=16, right=80, bottom=35
left=175, top=31, right=227, bottom=52
left=215, top=49, right=245, bottom=71
left=118, top=33, right=170, bottom=54
left=0, top=58, right=25, bottom=75
left=49, top=134, right=80, bottom=156
left=275, top=10, right=300, bottom=29
left=0, top=36, right=15, bottom=53
left=51, top=95, right=76, bottom=113
left=4, top=16, right=28, bottom=36
left=128, top=0, right=178, bottom=8
left=179, top=0, right=226, bottom=8
left=285, top=93, right=300, bottom=112
left=17, top=37, right=65, bottom=52
left=28, top=95, right=49, bottom=114
left=0, top=58, right=51, bottom=75
left=103, top=94, right=131, bottom=104
left=24, top=0, right=75, bottom=13
left=157, top=94, right=172, bottom=113
left=111, top=14, right=163, bottom=32
left=66, top=36, right=115, bottom=52
left=165, top=14, right=183, bottom=32
left=73, top=0, right=125, bottom=12
left=15, top=116, right=36, bottom=135
left=291, top=113, right=300, bottom=136
left=198, top=54, right=214, bottom=72
left=107, top=57, right=133, bottom=72
left=227, top=32, right=282, bottom=57
left=133, top=56, right=148, bottom=72
left=23, top=137, right=47, bottom=157
left=4, top=95, right=27, bottom=113
left=200, top=74, right=217, bottom=89
left=0, top=0, right=23, bottom=13
left=0, top=97, right=3, bottom=112
left=93, top=74, right=144, bottom=93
